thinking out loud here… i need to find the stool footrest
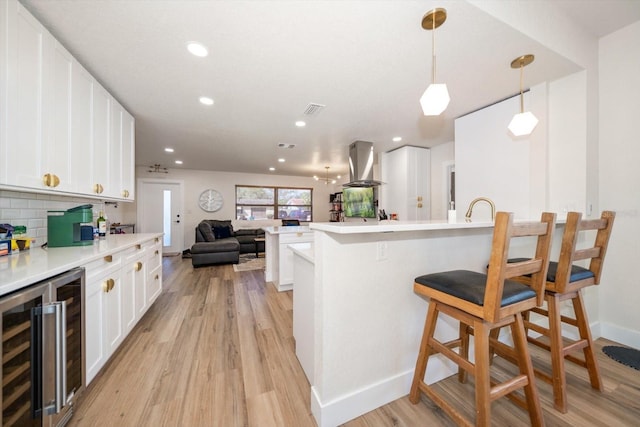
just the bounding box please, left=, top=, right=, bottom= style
left=563, top=338, right=588, bottom=356
left=490, top=375, right=529, bottom=402
left=417, top=382, right=474, bottom=427
left=428, top=337, right=474, bottom=374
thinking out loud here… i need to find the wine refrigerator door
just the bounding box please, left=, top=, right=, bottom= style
left=1, top=282, right=50, bottom=427
left=50, top=268, right=85, bottom=427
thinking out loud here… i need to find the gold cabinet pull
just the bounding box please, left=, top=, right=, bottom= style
left=417, top=203, right=423, bottom=208
left=154, top=274, right=159, bottom=280
left=135, top=244, right=141, bottom=250
left=104, top=255, right=113, bottom=262
left=103, top=278, right=115, bottom=292
left=42, top=173, right=60, bottom=188
left=121, top=189, right=129, bottom=198
left=154, top=237, right=159, bottom=243
left=93, top=183, right=104, bottom=194
left=134, top=261, right=142, bottom=272
left=154, top=250, right=159, bottom=255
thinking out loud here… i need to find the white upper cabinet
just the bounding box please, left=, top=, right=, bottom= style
left=380, top=146, right=431, bottom=221
left=107, top=98, right=123, bottom=199
left=47, top=40, right=74, bottom=192
left=91, top=81, right=111, bottom=197
left=71, top=60, right=94, bottom=194
left=121, top=109, right=135, bottom=200
left=0, top=0, right=135, bottom=201
left=0, top=1, right=8, bottom=184
left=3, top=1, right=51, bottom=189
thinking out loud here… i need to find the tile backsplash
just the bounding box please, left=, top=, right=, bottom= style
left=0, top=190, right=110, bottom=246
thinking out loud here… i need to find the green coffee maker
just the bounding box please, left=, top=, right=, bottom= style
left=47, top=204, right=94, bottom=247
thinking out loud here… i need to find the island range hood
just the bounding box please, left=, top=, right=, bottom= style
left=344, top=140, right=383, bottom=187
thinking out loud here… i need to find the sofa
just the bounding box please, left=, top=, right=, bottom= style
left=191, top=220, right=265, bottom=267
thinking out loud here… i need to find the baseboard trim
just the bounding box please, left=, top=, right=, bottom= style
left=310, top=355, right=456, bottom=427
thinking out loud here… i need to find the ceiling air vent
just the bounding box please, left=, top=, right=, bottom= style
left=278, top=143, right=296, bottom=149
left=303, top=103, right=326, bottom=116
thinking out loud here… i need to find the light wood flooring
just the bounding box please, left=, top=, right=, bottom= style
left=69, top=256, right=640, bottom=426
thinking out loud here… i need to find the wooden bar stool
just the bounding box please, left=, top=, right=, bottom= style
left=513, top=210, right=615, bottom=413
left=409, top=212, right=556, bottom=427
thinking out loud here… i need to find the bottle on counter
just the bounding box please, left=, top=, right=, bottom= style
left=97, top=211, right=107, bottom=239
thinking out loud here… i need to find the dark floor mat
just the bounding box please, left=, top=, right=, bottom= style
left=602, top=346, right=640, bottom=371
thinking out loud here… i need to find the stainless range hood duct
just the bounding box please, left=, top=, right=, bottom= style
left=344, top=140, right=383, bottom=187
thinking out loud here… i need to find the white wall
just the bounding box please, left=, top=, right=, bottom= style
left=132, top=166, right=339, bottom=250
left=547, top=71, right=588, bottom=215
left=598, top=21, right=640, bottom=349
left=454, top=86, right=548, bottom=221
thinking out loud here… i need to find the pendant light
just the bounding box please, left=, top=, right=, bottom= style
left=314, top=166, right=337, bottom=185
left=420, top=8, right=449, bottom=116
left=508, top=54, right=539, bottom=136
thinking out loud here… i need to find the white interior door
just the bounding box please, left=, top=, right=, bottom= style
left=137, top=179, right=183, bottom=255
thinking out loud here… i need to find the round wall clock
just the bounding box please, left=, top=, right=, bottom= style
left=199, top=189, right=224, bottom=212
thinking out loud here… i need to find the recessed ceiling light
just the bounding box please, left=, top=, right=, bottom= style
left=199, top=96, right=214, bottom=106
left=269, top=167, right=275, bottom=171
left=186, top=42, right=208, bottom=57
left=175, top=160, right=183, bottom=165
left=165, top=148, right=174, bottom=153
left=278, top=158, right=285, bottom=163
left=392, top=136, right=402, bottom=142
left=295, top=121, right=306, bottom=127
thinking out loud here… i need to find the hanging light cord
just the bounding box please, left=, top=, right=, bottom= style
left=519, top=62, right=524, bottom=113
left=431, top=12, right=437, bottom=84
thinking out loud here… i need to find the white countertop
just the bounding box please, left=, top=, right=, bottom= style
left=262, top=225, right=311, bottom=234
left=310, top=217, right=566, bottom=234
left=0, top=233, right=162, bottom=297
left=309, top=219, right=495, bottom=234
left=288, top=242, right=314, bottom=264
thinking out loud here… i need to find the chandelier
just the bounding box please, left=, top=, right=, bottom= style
left=314, top=166, right=338, bottom=185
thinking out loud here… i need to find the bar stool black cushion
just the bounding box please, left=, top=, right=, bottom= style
left=508, top=258, right=595, bottom=282
left=415, top=270, right=536, bottom=307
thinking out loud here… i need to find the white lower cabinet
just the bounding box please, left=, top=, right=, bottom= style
left=122, top=245, right=146, bottom=335
left=145, top=238, right=163, bottom=305
left=276, top=231, right=313, bottom=291
left=83, top=236, right=162, bottom=385
left=84, top=251, right=122, bottom=384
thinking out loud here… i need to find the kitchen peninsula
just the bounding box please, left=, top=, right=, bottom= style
left=263, top=225, right=313, bottom=291
left=293, top=219, right=563, bottom=427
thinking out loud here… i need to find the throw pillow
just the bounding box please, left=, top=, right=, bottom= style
left=213, top=226, right=232, bottom=239
left=198, top=222, right=216, bottom=242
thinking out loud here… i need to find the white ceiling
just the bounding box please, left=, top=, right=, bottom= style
left=21, top=0, right=640, bottom=179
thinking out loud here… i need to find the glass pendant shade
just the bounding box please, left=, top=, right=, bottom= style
left=508, top=111, right=539, bottom=137
left=420, top=83, right=450, bottom=116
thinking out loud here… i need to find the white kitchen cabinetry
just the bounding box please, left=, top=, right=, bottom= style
left=84, top=251, right=123, bottom=384
left=264, top=228, right=314, bottom=292
left=279, top=232, right=314, bottom=289
left=380, top=146, right=431, bottom=221
left=145, top=238, right=163, bottom=305
left=71, top=60, right=94, bottom=194
left=0, top=0, right=135, bottom=201
left=121, top=109, right=135, bottom=200
left=83, top=236, right=163, bottom=385
left=122, top=245, right=144, bottom=334
left=1, top=1, right=51, bottom=189
left=91, top=81, right=111, bottom=198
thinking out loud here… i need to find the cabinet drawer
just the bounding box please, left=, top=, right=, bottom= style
left=145, top=240, right=162, bottom=272
left=279, top=232, right=314, bottom=244
left=84, top=251, right=122, bottom=279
